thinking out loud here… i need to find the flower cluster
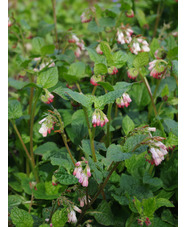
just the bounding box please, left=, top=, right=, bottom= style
left=68, top=34, right=85, bottom=58
left=92, top=109, right=109, bottom=127
left=138, top=217, right=151, bottom=226
left=117, top=26, right=133, bottom=44
left=80, top=7, right=95, bottom=23
left=125, top=9, right=134, bottom=18
left=90, top=74, right=104, bottom=86
left=78, top=195, right=91, bottom=207
left=129, top=37, right=150, bottom=55
left=68, top=206, right=82, bottom=224
left=116, top=93, right=132, bottom=108
left=73, top=158, right=91, bottom=187
left=148, top=141, right=168, bottom=166
left=41, top=89, right=54, bottom=104
left=127, top=68, right=139, bottom=80
left=39, top=116, right=55, bottom=137
left=148, top=60, right=167, bottom=79
left=108, top=66, right=118, bottom=75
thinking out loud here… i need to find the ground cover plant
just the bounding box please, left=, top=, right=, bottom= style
left=8, top=0, right=178, bottom=226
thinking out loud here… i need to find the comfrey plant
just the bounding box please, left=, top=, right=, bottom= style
left=8, top=0, right=178, bottom=226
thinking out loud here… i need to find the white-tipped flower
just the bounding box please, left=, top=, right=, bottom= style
left=68, top=210, right=77, bottom=224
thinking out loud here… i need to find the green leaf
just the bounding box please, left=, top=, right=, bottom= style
left=34, top=142, right=59, bottom=155
left=107, top=144, right=132, bottom=162
left=86, top=47, right=106, bottom=63
left=150, top=38, right=160, bottom=57
left=33, top=182, right=65, bottom=200
left=94, top=63, right=108, bottom=75
left=161, top=209, right=177, bottom=226
left=41, top=44, right=55, bottom=55
left=100, top=41, right=113, bottom=65
left=161, top=84, right=169, bottom=97
left=166, top=35, right=177, bottom=50
left=113, top=51, right=128, bottom=68
left=56, top=49, right=75, bottom=64
left=8, top=78, right=28, bottom=90
left=68, top=62, right=87, bottom=79
left=92, top=201, right=114, bottom=226
left=130, top=83, right=151, bottom=109
left=54, top=167, right=78, bottom=185
left=10, top=207, right=34, bottom=227
left=99, top=17, right=116, bottom=27
left=133, top=52, right=149, bottom=68
left=122, top=115, right=135, bottom=136
left=97, top=81, right=114, bottom=91
left=39, top=225, right=50, bottom=227
left=163, top=118, right=178, bottom=136
left=123, top=134, right=148, bottom=153
left=8, top=100, right=22, bottom=120
left=32, top=37, right=45, bottom=53
left=37, top=67, right=58, bottom=88
left=8, top=195, right=23, bottom=208
left=95, top=82, right=132, bottom=109
left=156, top=198, right=174, bottom=210
left=133, top=197, right=143, bottom=215
left=143, top=172, right=163, bottom=191
left=153, top=217, right=173, bottom=227
left=142, top=197, right=156, bottom=217
left=87, top=20, right=104, bottom=33
left=52, top=208, right=68, bottom=227
left=136, top=9, right=148, bottom=28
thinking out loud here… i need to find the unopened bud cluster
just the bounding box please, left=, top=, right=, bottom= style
left=148, top=60, right=167, bottom=79
left=125, top=9, right=134, bottom=18
left=92, top=109, right=109, bottom=127
left=138, top=217, right=151, bottom=226
left=108, top=66, right=118, bottom=75
left=116, top=93, right=132, bottom=108
left=90, top=74, right=104, bottom=86
left=41, top=89, right=54, bottom=104
left=73, top=157, right=91, bottom=187
left=127, top=68, right=139, bottom=80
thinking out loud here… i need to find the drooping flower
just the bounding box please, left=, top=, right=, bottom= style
left=8, top=17, right=12, bottom=27
left=90, top=75, right=104, bottom=86
left=149, top=141, right=168, bottom=166
left=78, top=195, right=91, bottom=207
left=80, top=7, right=95, bottom=23
left=129, top=37, right=150, bottom=55
left=116, top=93, right=132, bottom=108
left=41, top=89, right=54, bottom=104
left=68, top=210, right=77, bottom=224
left=92, top=109, right=109, bottom=127
left=125, top=9, right=134, bottom=18
left=96, top=44, right=103, bottom=54
left=148, top=60, right=167, bottom=79
left=39, top=116, right=55, bottom=137
left=127, top=68, right=139, bottom=80
left=154, top=48, right=166, bottom=59
left=108, top=66, right=118, bottom=75
left=117, top=26, right=133, bottom=44
left=73, top=159, right=91, bottom=187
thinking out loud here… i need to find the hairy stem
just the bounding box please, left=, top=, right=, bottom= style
left=83, top=107, right=97, bottom=162
left=51, top=0, right=58, bottom=48
left=139, top=73, right=166, bottom=137
left=106, top=103, right=113, bottom=147
left=11, top=121, right=39, bottom=182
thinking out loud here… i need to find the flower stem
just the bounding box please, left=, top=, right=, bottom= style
left=139, top=73, right=166, bottom=137
left=51, top=0, right=58, bottom=48
left=92, top=86, right=97, bottom=95
left=106, top=103, right=113, bottom=147
left=83, top=107, right=97, bottom=162
left=55, top=111, right=76, bottom=166
left=11, top=121, right=39, bottom=182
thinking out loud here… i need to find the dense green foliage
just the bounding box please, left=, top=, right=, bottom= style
left=8, top=0, right=178, bottom=226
